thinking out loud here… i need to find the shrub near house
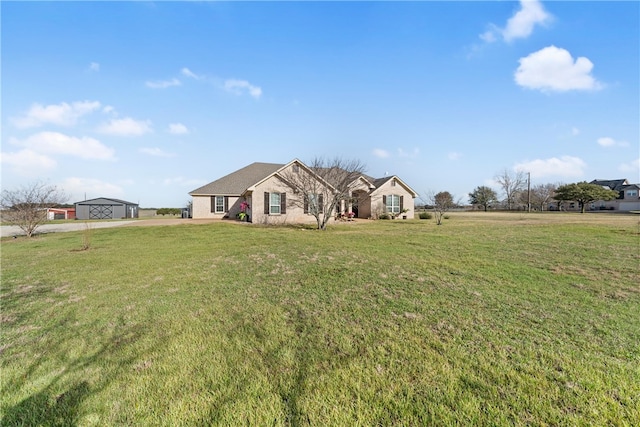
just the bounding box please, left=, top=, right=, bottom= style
left=156, top=208, right=182, bottom=216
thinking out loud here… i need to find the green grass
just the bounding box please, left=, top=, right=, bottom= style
left=2, top=213, right=639, bottom=425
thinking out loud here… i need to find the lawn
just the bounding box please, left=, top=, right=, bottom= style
left=1, top=213, right=639, bottom=425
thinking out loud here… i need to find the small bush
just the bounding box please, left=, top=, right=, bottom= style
left=156, top=208, right=181, bottom=216
left=378, top=213, right=391, bottom=220
left=419, top=212, right=432, bottom=220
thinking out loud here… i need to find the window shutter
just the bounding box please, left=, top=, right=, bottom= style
left=224, top=196, right=229, bottom=212
left=382, top=195, right=387, bottom=205
left=211, top=196, right=215, bottom=213
left=318, top=194, right=324, bottom=213
left=281, top=193, right=287, bottom=214
left=304, top=196, right=309, bottom=214
left=264, top=192, right=269, bottom=214
left=400, top=196, right=404, bottom=211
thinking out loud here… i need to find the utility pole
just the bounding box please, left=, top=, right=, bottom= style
left=527, top=172, right=531, bottom=213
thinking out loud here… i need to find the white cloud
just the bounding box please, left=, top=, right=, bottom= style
left=11, top=100, right=101, bottom=128
left=61, top=177, right=125, bottom=201
left=619, top=158, right=639, bottom=173
left=503, top=0, right=552, bottom=42
left=479, top=28, right=498, bottom=43
left=515, top=46, right=603, bottom=92
left=103, top=105, right=115, bottom=114
left=480, top=0, right=552, bottom=44
left=372, top=148, right=390, bottom=159
left=140, top=147, right=175, bottom=158
left=514, top=156, right=586, bottom=178
left=571, top=127, right=580, bottom=136
left=223, top=79, right=262, bottom=99
left=145, top=78, right=181, bottom=89
left=0, top=149, right=57, bottom=176
left=597, top=137, right=615, bottom=147
left=398, top=147, right=420, bottom=158
left=98, top=117, right=152, bottom=136
left=10, top=132, right=115, bottom=160
left=181, top=67, right=201, bottom=79
left=448, top=152, right=462, bottom=160
left=168, top=123, right=189, bottom=135
left=597, top=137, right=629, bottom=148
left=89, top=62, right=100, bottom=71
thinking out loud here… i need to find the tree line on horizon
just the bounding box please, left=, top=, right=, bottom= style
left=467, top=170, right=619, bottom=213
left=0, top=164, right=623, bottom=238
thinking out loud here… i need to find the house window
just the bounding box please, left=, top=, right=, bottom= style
left=211, top=196, right=228, bottom=213
left=215, top=196, right=225, bottom=213
left=264, top=192, right=286, bottom=215
left=391, top=180, right=396, bottom=187
left=627, top=190, right=638, bottom=197
left=292, top=164, right=299, bottom=173
left=270, top=193, right=281, bottom=214
left=386, top=194, right=400, bottom=214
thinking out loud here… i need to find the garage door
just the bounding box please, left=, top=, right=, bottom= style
left=620, top=202, right=640, bottom=211
left=89, top=205, right=113, bottom=219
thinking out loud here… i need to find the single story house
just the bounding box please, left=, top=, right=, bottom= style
left=189, top=159, right=417, bottom=224
left=74, top=198, right=139, bottom=220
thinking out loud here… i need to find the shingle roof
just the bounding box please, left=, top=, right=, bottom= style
left=189, top=162, right=284, bottom=195
left=190, top=161, right=418, bottom=198
left=75, top=197, right=138, bottom=205
left=371, top=176, right=394, bottom=188
left=590, top=179, right=629, bottom=192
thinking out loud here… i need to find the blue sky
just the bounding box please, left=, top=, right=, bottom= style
left=2, top=1, right=638, bottom=207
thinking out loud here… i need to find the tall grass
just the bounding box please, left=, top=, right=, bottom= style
left=1, top=213, right=639, bottom=425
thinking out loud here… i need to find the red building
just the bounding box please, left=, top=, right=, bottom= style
left=47, top=208, right=76, bottom=220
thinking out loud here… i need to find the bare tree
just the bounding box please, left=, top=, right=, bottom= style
left=529, top=183, right=556, bottom=211
left=1, top=181, right=67, bottom=237
left=495, top=169, right=526, bottom=210
left=281, top=157, right=367, bottom=230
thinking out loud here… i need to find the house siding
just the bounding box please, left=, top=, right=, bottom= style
left=191, top=195, right=242, bottom=219
left=370, top=179, right=415, bottom=219
left=252, top=168, right=320, bottom=225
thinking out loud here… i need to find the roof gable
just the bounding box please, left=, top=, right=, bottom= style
left=590, top=179, right=629, bottom=192
left=190, top=160, right=418, bottom=199
left=248, top=159, right=330, bottom=191
left=75, top=197, right=138, bottom=205
left=189, top=162, right=284, bottom=195
left=370, top=176, right=418, bottom=198
left=351, top=175, right=375, bottom=189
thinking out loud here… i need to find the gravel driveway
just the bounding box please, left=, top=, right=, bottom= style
left=0, top=218, right=204, bottom=238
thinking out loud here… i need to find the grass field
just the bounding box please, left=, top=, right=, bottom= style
left=1, top=212, right=639, bottom=425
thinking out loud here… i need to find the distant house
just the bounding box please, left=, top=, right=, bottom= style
left=590, top=179, right=640, bottom=211
left=47, top=207, right=76, bottom=220
left=189, top=159, right=417, bottom=223
left=74, top=198, right=139, bottom=220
